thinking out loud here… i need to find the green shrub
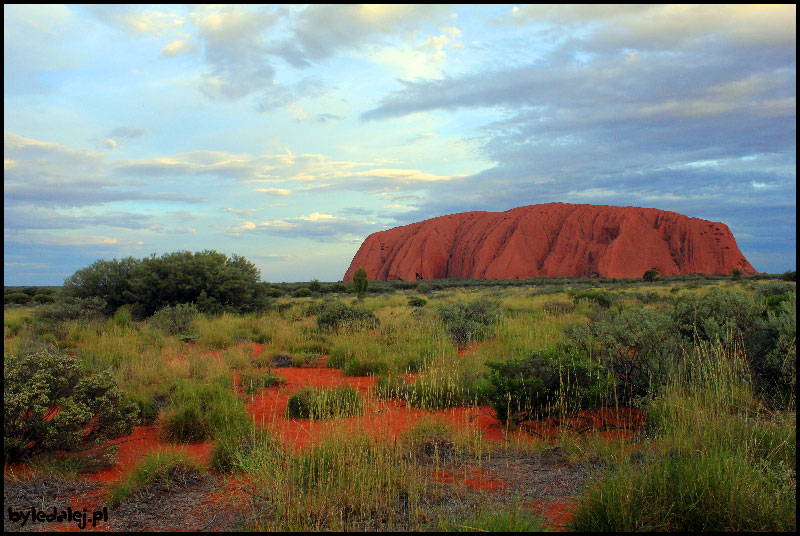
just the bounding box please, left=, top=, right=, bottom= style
left=4, top=292, right=32, bottom=305
left=747, top=296, right=796, bottom=400
left=408, top=296, right=427, bottom=307
left=436, top=298, right=501, bottom=347
left=4, top=349, right=138, bottom=462
left=542, top=301, right=576, bottom=315
left=569, top=306, right=684, bottom=402
left=32, top=293, right=57, bottom=304
left=286, top=386, right=364, bottom=419
left=149, top=303, right=199, bottom=336
left=643, top=269, right=659, bottom=282
left=33, top=296, right=107, bottom=326
left=484, top=346, right=609, bottom=424
left=672, top=289, right=762, bottom=342
left=316, top=301, right=379, bottom=332
left=572, top=289, right=613, bottom=308
left=353, top=267, right=368, bottom=299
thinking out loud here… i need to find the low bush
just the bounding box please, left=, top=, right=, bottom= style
left=436, top=298, right=501, bottom=347
left=672, top=289, right=762, bottom=342
left=408, top=296, right=427, bottom=307
left=316, top=301, right=379, bottom=332
left=33, top=297, right=108, bottom=327
left=4, top=349, right=139, bottom=462
left=149, top=303, right=199, bottom=336
left=572, top=289, right=613, bottom=308
left=541, top=301, right=576, bottom=315
left=484, top=346, right=610, bottom=425
left=570, top=306, right=684, bottom=403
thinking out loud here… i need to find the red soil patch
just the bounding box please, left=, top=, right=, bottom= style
left=244, top=354, right=643, bottom=452
left=245, top=364, right=510, bottom=452
left=87, top=426, right=214, bottom=485
left=431, top=467, right=507, bottom=491
left=520, top=407, right=644, bottom=441
left=530, top=499, right=577, bottom=531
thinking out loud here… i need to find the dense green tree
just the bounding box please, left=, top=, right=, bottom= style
left=353, top=267, right=368, bottom=300
left=64, top=250, right=268, bottom=317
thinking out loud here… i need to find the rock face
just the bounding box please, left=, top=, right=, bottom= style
left=343, top=203, right=757, bottom=281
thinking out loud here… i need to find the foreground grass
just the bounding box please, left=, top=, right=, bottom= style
left=569, top=339, right=796, bottom=532
left=4, top=277, right=795, bottom=531
left=109, top=450, right=205, bottom=506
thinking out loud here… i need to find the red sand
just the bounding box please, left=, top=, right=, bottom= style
left=530, top=499, right=577, bottom=531
left=343, top=202, right=757, bottom=281
left=431, top=467, right=507, bottom=491
left=245, top=352, right=643, bottom=452
left=87, top=426, right=214, bottom=485
left=246, top=363, right=510, bottom=452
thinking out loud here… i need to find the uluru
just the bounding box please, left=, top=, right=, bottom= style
left=343, top=203, right=757, bottom=281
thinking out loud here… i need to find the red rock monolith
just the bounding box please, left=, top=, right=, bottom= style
left=343, top=203, right=757, bottom=281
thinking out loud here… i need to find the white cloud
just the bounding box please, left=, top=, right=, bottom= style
left=253, top=188, right=292, bottom=195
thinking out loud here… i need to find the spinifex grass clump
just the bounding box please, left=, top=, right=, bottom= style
left=108, top=450, right=205, bottom=506
left=239, top=369, right=284, bottom=395
left=570, top=338, right=796, bottom=532
left=4, top=349, right=139, bottom=462
left=286, top=386, right=364, bottom=419
left=240, top=434, right=427, bottom=531
left=437, top=505, right=548, bottom=532
left=158, top=379, right=251, bottom=443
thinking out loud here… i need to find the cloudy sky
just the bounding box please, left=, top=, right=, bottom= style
left=4, top=4, right=796, bottom=284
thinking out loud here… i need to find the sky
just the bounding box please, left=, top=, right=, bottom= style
left=4, top=4, right=796, bottom=285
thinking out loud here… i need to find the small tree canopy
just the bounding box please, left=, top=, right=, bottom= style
left=353, top=267, right=368, bottom=299
left=64, top=250, right=269, bottom=316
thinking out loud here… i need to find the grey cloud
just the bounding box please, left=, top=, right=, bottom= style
left=226, top=215, right=381, bottom=242
left=256, top=78, right=328, bottom=112
left=4, top=132, right=208, bottom=208
left=4, top=206, right=157, bottom=231
left=316, top=113, right=343, bottom=123
left=275, top=5, right=452, bottom=66
left=108, top=127, right=145, bottom=139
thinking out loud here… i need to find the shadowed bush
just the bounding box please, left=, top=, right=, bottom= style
left=4, top=349, right=138, bottom=462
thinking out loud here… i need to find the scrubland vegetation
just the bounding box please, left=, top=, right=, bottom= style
left=3, top=252, right=796, bottom=531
